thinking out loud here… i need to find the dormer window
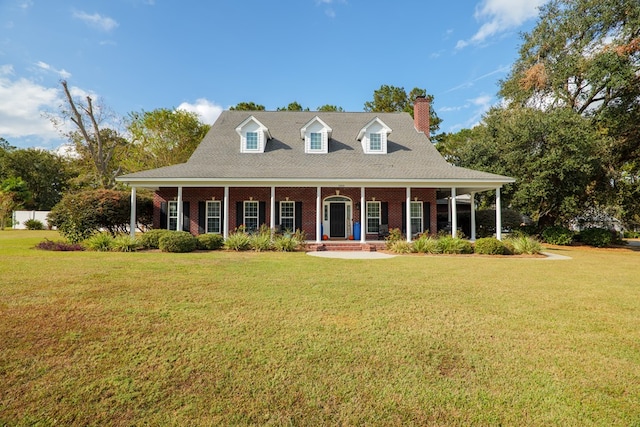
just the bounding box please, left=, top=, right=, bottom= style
left=235, top=116, right=271, bottom=153
left=369, top=133, right=382, bottom=151
left=301, top=116, right=332, bottom=154
left=310, top=132, right=322, bottom=151
left=357, top=117, right=391, bottom=154
left=246, top=132, right=258, bottom=150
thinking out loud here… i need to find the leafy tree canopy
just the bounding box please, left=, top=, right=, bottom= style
left=230, top=102, right=265, bottom=111
left=277, top=101, right=309, bottom=111
left=123, top=108, right=210, bottom=172
left=364, top=85, right=441, bottom=136
left=317, top=104, right=344, bottom=112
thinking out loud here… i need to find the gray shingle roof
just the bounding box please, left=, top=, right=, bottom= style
left=118, top=111, right=513, bottom=188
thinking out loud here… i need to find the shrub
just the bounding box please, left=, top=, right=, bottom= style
left=139, top=229, right=173, bottom=249
left=474, top=237, right=506, bottom=255
left=23, top=219, right=44, bottom=230
left=389, top=240, right=412, bottom=254
left=542, top=226, right=574, bottom=245
left=579, top=228, right=613, bottom=247
left=35, top=239, right=85, bottom=251
left=623, top=231, right=640, bottom=239
left=250, top=233, right=273, bottom=252
left=273, top=235, right=299, bottom=252
left=158, top=231, right=197, bottom=253
left=224, top=232, right=251, bottom=251
left=437, top=236, right=473, bottom=254
left=196, top=233, right=224, bottom=250
left=48, top=189, right=154, bottom=243
left=84, top=233, right=114, bottom=252
left=112, top=235, right=140, bottom=252
left=385, top=228, right=404, bottom=249
left=507, top=235, right=543, bottom=255
left=412, top=236, right=440, bottom=254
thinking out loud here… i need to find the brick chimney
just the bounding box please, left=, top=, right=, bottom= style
left=413, top=96, right=430, bottom=135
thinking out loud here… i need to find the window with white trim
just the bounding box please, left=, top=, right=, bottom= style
left=369, top=133, right=382, bottom=151
left=309, top=133, right=322, bottom=151
left=244, top=201, right=259, bottom=232
left=206, top=200, right=221, bottom=234
left=280, top=201, right=295, bottom=231
left=168, top=201, right=178, bottom=231
left=246, top=132, right=258, bottom=151
left=410, top=201, right=423, bottom=234
left=366, top=201, right=381, bottom=234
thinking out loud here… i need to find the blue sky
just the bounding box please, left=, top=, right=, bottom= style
left=0, top=0, right=547, bottom=150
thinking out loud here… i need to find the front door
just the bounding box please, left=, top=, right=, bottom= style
left=329, top=203, right=346, bottom=238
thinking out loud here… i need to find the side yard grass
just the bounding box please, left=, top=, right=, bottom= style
left=1, top=230, right=639, bottom=425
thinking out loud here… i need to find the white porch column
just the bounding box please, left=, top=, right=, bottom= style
left=129, top=186, right=137, bottom=238
left=406, top=187, right=412, bottom=242
left=451, top=187, right=457, bottom=238
left=270, top=186, right=276, bottom=231
left=470, top=191, right=477, bottom=242
left=223, top=186, right=229, bottom=239
left=496, top=187, right=502, bottom=240
left=177, top=186, right=183, bottom=232
left=316, top=186, right=322, bottom=243
left=360, top=187, right=365, bottom=243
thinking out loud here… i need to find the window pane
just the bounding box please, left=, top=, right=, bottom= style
left=410, top=202, right=421, bottom=217
left=206, top=201, right=221, bottom=233
left=168, top=201, right=178, bottom=231
left=411, top=218, right=422, bottom=233
left=310, top=133, right=322, bottom=150
left=244, top=201, right=258, bottom=232
left=246, top=132, right=258, bottom=150
left=370, top=133, right=381, bottom=151
left=367, top=202, right=380, bottom=233
left=280, top=201, right=295, bottom=231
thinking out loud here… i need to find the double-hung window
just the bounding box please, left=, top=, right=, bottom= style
left=410, top=201, right=423, bottom=235
left=309, top=132, right=322, bottom=151
left=206, top=200, right=221, bottom=234
left=369, top=133, right=382, bottom=151
left=246, top=132, right=258, bottom=150
left=244, top=201, right=259, bottom=232
left=168, top=201, right=178, bottom=231
left=366, top=201, right=381, bottom=234
left=280, top=201, right=295, bottom=231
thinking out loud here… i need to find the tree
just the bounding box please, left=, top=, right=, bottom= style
left=364, top=85, right=442, bottom=136
left=230, top=102, right=265, bottom=111
left=317, top=104, right=344, bottom=112
left=498, top=0, right=640, bottom=226
left=442, top=107, right=603, bottom=228
left=122, top=108, right=210, bottom=172
left=48, top=189, right=153, bottom=242
left=277, top=101, right=309, bottom=111
left=57, top=80, right=127, bottom=189
left=0, top=177, right=31, bottom=229
left=2, top=148, right=75, bottom=210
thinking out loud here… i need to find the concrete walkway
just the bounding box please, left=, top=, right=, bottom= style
left=307, top=251, right=571, bottom=260
left=306, top=251, right=396, bottom=259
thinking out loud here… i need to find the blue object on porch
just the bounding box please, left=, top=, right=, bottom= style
left=353, top=222, right=361, bottom=240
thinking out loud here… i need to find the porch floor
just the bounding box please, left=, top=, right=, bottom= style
left=305, top=240, right=386, bottom=252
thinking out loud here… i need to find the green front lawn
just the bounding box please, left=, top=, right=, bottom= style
left=1, top=231, right=639, bottom=425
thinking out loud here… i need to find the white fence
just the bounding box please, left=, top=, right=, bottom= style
left=12, top=211, right=52, bottom=229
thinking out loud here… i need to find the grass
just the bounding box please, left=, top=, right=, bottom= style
left=1, top=230, right=640, bottom=425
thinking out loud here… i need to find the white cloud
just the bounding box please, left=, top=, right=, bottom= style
left=457, top=0, right=547, bottom=48
left=315, top=0, right=346, bottom=18
left=0, top=69, right=62, bottom=141
left=35, top=61, right=72, bottom=79
left=72, top=11, right=119, bottom=32
left=177, top=98, right=223, bottom=125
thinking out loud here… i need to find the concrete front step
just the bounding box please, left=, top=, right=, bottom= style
left=306, top=242, right=386, bottom=252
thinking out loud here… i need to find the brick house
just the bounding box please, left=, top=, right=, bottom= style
left=117, top=98, right=514, bottom=243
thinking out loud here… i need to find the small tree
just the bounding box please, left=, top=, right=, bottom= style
left=48, top=189, right=153, bottom=242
